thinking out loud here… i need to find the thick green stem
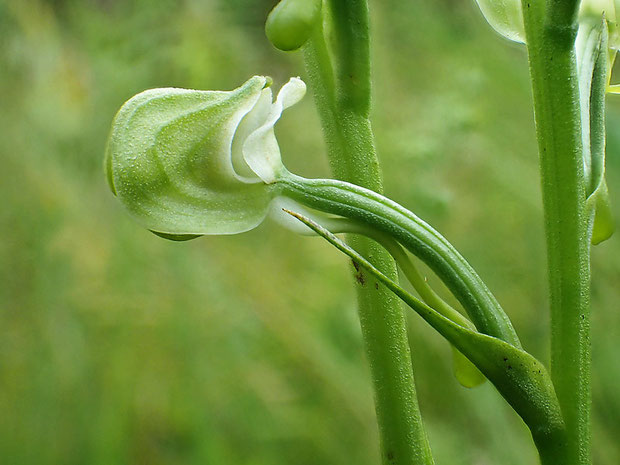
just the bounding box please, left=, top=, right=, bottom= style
left=522, top=2, right=591, bottom=464
left=302, top=2, right=434, bottom=464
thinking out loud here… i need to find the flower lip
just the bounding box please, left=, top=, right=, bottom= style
left=233, top=76, right=307, bottom=184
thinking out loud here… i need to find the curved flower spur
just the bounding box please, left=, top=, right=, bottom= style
left=105, top=76, right=566, bottom=448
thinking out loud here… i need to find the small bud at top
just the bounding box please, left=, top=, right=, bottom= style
left=265, top=0, right=322, bottom=52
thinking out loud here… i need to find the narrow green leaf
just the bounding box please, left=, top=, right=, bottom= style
left=280, top=175, right=522, bottom=348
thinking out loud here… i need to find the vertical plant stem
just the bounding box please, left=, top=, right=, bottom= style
left=522, top=1, right=591, bottom=464
left=303, top=2, right=434, bottom=464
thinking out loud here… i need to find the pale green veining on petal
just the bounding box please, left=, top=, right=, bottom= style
left=105, top=76, right=276, bottom=236
left=231, top=87, right=274, bottom=181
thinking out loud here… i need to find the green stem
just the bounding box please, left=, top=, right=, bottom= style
left=302, top=2, right=434, bottom=464
left=522, top=2, right=591, bottom=464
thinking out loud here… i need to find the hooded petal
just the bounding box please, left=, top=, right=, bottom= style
left=243, top=77, right=306, bottom=184
left=230, top=86, right=274, bottom=181
left=105, top=76, right=277, bottom=236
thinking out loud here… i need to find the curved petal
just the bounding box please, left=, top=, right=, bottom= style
left=243, top=77, right=306, bottom=183
left=231, top=87, right=274, bottom=181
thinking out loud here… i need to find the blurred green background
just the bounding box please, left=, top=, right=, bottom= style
left=1, top=0, right=618, bottom=464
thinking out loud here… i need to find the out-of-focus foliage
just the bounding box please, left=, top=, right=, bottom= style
left=0, top=1, right=618, bottom=464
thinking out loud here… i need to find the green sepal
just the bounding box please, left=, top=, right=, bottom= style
left=287, top=209, right=565, bottom=440
left=105, top=76, right=276, bottom=237
left=266, top=0, right=322, bottom=51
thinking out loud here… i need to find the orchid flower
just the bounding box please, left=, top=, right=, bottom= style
left=105, top=75, right=305, bottom=238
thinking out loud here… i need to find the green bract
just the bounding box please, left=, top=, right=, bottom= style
left=105, top=76, right=306, bottom=237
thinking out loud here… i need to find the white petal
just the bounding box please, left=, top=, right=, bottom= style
left=243, top=78, right=306, bottom=184
left=231, top=87, right=273, bottom=181
left=276, top=77, right=307, bottom=110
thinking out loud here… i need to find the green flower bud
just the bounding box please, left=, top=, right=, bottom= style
left=105, top=76, right=306, bottom=238
left=265, top=0, right=322, bottom=51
